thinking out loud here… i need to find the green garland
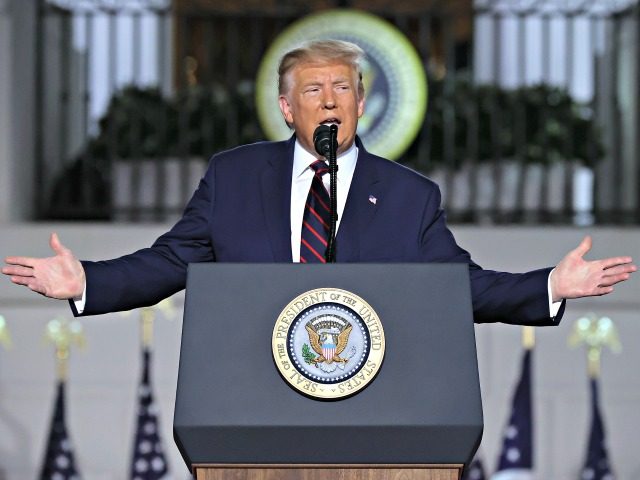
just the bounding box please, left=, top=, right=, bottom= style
left=302, top=344, right=316, bottom=365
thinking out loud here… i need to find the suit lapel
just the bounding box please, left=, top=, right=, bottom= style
left=337, top=142, right=383, bottom=262
left=261, top=137, right=295, bottom=262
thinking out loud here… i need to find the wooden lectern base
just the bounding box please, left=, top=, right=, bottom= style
left=194, top=464, right=462, bottom=480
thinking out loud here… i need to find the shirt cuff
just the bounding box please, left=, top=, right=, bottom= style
left=548, top=268, right=562, bottom=320
left=73, top=282, right=87, bottom=314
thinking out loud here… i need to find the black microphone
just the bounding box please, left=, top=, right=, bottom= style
left=312, top=124, right=339, bottom=262
left=313, top=124, right=332, bottom=157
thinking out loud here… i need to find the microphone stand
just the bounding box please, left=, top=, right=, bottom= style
left=326, top=125, right=338, bottom=263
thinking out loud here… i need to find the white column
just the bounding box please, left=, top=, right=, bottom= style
left=2, top=0, right=37, bottom=221
left=0, top=0, right=11, bottom=222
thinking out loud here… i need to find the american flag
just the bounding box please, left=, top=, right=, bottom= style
left=130, top=348, right=170, bottom=480
left=462, top=456, right=487, bottom=480
left=39, top=381, right=81, bottom=480
left=492, top=349, right=533, bottom=480
left=579, top=378, right=615, bottom=480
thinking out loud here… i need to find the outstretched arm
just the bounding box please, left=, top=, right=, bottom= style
left=550, top=235, right=636, bottom=302
left=2, top=232, right=85, bottom=299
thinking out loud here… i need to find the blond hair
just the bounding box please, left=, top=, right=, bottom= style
left=278, top=39, right=365, bottom=97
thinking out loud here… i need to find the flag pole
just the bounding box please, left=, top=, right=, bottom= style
left=0, top=314, right=11, bottom=350
left=568, top=313, right=621, bottom=378
left=131, top=298, right=177, bottom=348
left=45, top=317, right=85, bottom=381
left=522, top=325, right=535, bottom=351
left=130, top=304, right=171, bottom=479
left=141, top=307, right=154, bottom=348
left=569, top=313, right=621, bottom=480
left=40, top=317, right=83, bottom=479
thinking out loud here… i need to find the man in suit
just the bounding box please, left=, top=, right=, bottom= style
left=2, top=40, right=636, bottom=324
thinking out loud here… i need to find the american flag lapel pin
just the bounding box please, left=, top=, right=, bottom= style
left=368, top=195, right=377, bottom=205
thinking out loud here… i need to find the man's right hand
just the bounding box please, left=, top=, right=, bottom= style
left=2, top=232, right=85, bottom=299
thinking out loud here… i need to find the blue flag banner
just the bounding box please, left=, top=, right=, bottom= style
left=492, top=349, right=532, bottom=480
left=130, top=348, right=170, bottom=480
left=580, top=378, right=615, bottom=480
left=463, top=456, right=487, bottom=480
left=39, top=381, right=81, bottom=480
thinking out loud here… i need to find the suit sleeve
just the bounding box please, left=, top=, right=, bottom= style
left=71, top=160, right=217, bottom=316
left=418, top=184, right=565, bottom=326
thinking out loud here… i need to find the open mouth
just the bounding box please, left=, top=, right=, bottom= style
left=320, top=118, right=341, bottom=126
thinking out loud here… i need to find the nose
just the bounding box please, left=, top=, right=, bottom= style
left=323, top=89, right=336, bottom=109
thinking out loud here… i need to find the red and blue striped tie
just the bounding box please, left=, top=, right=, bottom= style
left=300, top=160, right=331, bottom=263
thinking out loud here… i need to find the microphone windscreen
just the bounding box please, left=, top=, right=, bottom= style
left=313, top=125, right=332, bottom=157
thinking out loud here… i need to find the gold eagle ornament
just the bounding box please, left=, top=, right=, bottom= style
left=305, top=322, right=352, bottom=365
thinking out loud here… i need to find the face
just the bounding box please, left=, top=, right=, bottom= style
left=278, top=61, right=365, bottom=156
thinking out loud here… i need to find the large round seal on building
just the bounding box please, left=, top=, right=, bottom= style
left=272, top=287, right=385, bottom=400
left=256, top=9, right=427, bottom=161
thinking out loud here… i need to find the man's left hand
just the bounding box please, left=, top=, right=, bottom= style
left=550, top=235, right=636, bottom=303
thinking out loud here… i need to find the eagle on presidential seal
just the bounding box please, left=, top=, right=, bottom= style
left=305, top=315, right=353, bottom=366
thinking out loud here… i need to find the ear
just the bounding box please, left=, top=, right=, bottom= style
left=357, top=94, right=365, bottom=118
left=278, top=95, right=294, bottom=125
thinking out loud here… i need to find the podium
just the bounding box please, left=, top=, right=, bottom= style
left=174, top=264, right=483, bottom=480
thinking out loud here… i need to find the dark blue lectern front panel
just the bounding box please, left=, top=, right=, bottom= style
left=174, top=264, right=482, bottom=466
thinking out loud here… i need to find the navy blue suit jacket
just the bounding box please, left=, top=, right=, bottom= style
left=75, top=136, right=564, bottom=325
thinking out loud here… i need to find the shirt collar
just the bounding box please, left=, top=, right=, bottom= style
left=293, top=139, right=358, bottom=179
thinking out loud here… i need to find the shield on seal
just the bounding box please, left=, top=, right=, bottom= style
left=322, top=336, right=337, bottom=362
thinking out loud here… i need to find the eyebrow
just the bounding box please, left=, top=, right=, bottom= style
left=301, top=77, right=351, bottom=88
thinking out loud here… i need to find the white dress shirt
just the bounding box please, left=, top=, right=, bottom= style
left=290, top=140, right=358, bottom=263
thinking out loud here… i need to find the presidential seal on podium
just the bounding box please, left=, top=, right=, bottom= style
left=272, top=287, right=385, bottom=400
